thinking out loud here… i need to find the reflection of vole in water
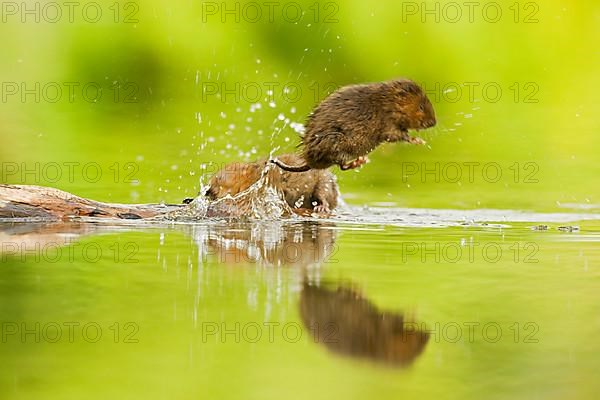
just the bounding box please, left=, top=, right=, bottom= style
left=203, top=222, right=337, bottom=267
left=299, top=282, right=429, bottom=366
left=206, top=153, right=338, bottom=215
left=272, top=79, right=436, bottom=172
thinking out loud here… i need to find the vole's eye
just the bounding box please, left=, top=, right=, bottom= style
left=419, top=103, right=425, bottom=112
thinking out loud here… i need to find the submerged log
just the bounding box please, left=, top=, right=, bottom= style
left=0, top=184, right=183, bottom=221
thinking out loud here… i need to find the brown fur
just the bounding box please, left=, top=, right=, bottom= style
left=299, top=283, right=430, bottom=366
left=205, top=222, right=337, bottom=266
left=272, top=79, right=436, bottom=172
left=206, top=153, right=338, bottom=214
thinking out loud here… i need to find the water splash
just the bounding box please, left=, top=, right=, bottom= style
left=166, top=162, right=296, bottom=221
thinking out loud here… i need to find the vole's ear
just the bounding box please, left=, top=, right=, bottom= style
left=398, top=80, right=421, bottom=95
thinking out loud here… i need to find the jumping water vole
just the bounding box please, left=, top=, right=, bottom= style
left=271, top=79, right=436, bottom=172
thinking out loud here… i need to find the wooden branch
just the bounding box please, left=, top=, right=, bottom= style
left=0, top=184, right=183, bottom=221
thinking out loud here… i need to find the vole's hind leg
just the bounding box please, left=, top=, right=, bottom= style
left=312, top=174, right=339, bottom=216
left=312, top=196, right=331, bottom=215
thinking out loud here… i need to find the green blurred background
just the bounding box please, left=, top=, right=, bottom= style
left=1, top=0, right=598, bottom=210
left=2, top=3, right=600, bottom=399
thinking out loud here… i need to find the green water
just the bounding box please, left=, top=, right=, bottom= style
left=1, top=217, right=600, bottom=399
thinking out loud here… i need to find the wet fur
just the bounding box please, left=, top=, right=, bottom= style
left=206, top=154, right=338, bottom=214
left=272, top=79, right=436, bottom=171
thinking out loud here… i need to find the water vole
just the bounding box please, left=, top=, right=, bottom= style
left=206, top=153, right=338, bottom=215
left=272, top=79, right=436, bottom=172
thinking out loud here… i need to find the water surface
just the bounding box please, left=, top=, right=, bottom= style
left=2, top=209, right=599, bottom=400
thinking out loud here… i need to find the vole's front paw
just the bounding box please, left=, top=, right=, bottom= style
left=340, top=156, right=370, bottom=171
left=313, top=204, right=331, bottom=217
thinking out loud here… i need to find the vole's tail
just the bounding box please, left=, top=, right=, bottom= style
left=270, top=158, right=311, bottom=173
